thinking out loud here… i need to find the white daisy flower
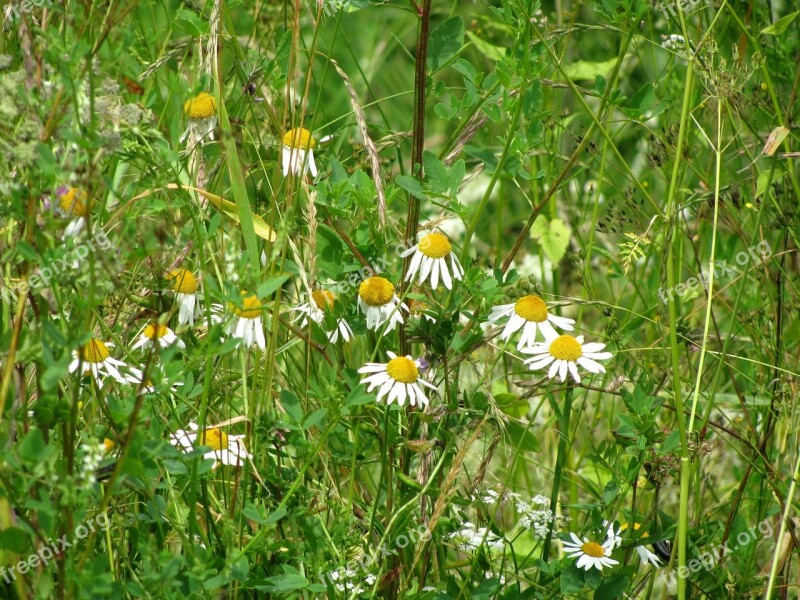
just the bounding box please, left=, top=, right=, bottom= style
left=291, top=289, right=353, bottom=343
left=620, top=522, right=662, bottom=567
left=357, top=276, right=408, bottom=334
left=562, top=532, right=619, bottom=571
left=215, top=293, right=266, bottom=350
left=401, top=231, right=464, bottom=290
left=169, top=422, right=251, bottom=468
left=57, top=187, right=89, bottom=238
left=281, top=127, right=318, bottom=178
left=131, top=320, right=185, bottom=351
left=166, top=268, right=201, bottom=326
left=179, top=92, right=217, bottom=145
left=358, top=351, right=436, bottom=408
left=604, top=520, right=624, bottom=549
left=485, top=295, right=575, bottom=350
left=68, top=339, right=141, bottom=388
left=522, top=334, right=613, bottom=383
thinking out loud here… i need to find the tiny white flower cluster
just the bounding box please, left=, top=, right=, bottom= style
left=661, top=34, right=686, bottom=51
left=449, top=522, right=505, bottom=552
left=78, top=440, right=104, bottom=489
left=511, top=493, right=567, bottom=539
left=325, top=567, right=368, bottom=595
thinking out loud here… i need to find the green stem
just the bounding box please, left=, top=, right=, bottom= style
left=541, top=386, right=572, bottom=566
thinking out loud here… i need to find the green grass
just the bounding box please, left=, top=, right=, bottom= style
left=1, top=0, right=799, bottom=598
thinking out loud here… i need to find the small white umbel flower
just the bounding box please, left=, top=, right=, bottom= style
left=166, top=268, right=201, bottom=326
left=169, top=422, right=251, bottom=468
left=281, top=127, right=318, bottom=178
left=485, top=295, right=575, bottom=350
left=68, top=339, right=141, bottom=388
left=357, top=276, right=408, bottom=334
left=562, top=532, right=619, bottom=571
left=292, top=289, right=353, bottom=344
left=401, top=231, right=464, bottom=290
left=358, top=351, right=436, bottom=408
left=521, top=334, right=613, bottom=383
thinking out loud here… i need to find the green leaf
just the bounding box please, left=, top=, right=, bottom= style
left=761, top=11, right=799, bottom=35
left=256, top=275, right=289, bottom=299
left=494, top=393, right=528, bottom=418
left=0, top=527, right=29, bottom=553
left=266, top=507, right=287, bottom=524
left=530, top=216, right=571, bottom=264
left=563, top=58, right=618, bottom=81
left=263, top=574, right=309, bottom=593
left=18, top=428, right=50, bottom=463
left=505, top=421, right=540, bottom=453
left=594, top=573, right=631, bottom=599
left=396, top=175, right=427, bottom=200
left=423, top=151, right=450, bottom=193
left=428, top=17, right=465, bottom=72
left=174, top=9, right=209, bottom=36
left=560, top=561, right=585, bottom=594
left=465, top=31, right=504, bottom=61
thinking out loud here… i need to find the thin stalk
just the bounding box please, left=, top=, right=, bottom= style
left=400, top=0, right=432, bottom=356
left=541, top=386, right=572, bottom=565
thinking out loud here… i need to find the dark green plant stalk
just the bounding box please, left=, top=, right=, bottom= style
left=541, top=386, right=572, bottom=566
left=400, top=0, right=432, bottom=357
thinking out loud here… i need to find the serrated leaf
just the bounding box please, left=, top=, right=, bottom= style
left=423, top=151, right=450, bottom=193
left=530, top=216, right=571, bottom=264
left=428, top=17, right=465, bottom=72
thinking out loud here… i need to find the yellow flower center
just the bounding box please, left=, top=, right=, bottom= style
left=144, top=323, right=169, bottom=340
left=230, top=294, right=262, bottom=319
left=184, top=92, right=217, bottom=119
left=311, top=290, right=336, bottom=312
left=385, top=357, right=419, bottom=383
left=514, top=295, right=548, bottom=323
left=59, top=187, right=88, bottom=217
left=549, top=335, right=583, bottom=361
left=198, top=428, right=228, bottom=451
left=580, top=541, right=606, bottom=558
left=358, top=277, right=395, bottom=307
left=418, top=233, right=452, bottom=259
left=80, top=339, right=110, bottom=363
left=103, top=438, right=115, bottom=453
left=167, top=269, right=198, bottom=294
left=282, top=127, right=316, bottom=150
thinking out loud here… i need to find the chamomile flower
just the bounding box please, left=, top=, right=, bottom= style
left=522, top=334, right=613, bottom=383
left=401, top=231, right=464, bottom=290
left=169, top=422, right=251, bottom=468
left=292, top=289, right=353, bottom=343
left=562, top=532, right=619, bottom=571
left=166, top=268, right=200, bottom=326
left=357, top=276, right=408, bottom=333
left=485, top=295, right=575, bottom=350
left=358, top=351, right=436, bottom=408
left=57, top=187, right=89, bottom=238
left=131, top=320, right=185, bottom=351
left=180, top=92, right=217, bottom=144
left=68, top=339, right=141, bottom=387
left=620, top=522, right=662, bottom=567
left=281, top=127, right=319, bottom=178
left=218, top=293, right=266, bottom=350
